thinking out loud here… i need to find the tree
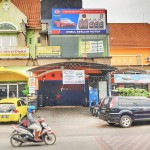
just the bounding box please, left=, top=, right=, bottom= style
left=116, top=87, right=150, bottom=98
left=22, top=85, right=29, bottom=96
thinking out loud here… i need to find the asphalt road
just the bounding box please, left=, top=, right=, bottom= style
left=1, top=106, right=150, bottom=150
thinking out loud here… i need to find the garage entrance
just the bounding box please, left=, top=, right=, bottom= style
left=38, top=80, right=89, bottom=106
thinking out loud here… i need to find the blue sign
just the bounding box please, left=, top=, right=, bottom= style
left=114, top=74, right=150, bottom=83
left=89, top=87, right=99, bottom=107
left=52, top=9, right=107, bottom=34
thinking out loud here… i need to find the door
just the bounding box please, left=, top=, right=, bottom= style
left=140, top=98, right=150, bottom=120
left=20, top=100, right=28, bottom=118
left=0, top=85, right=7, bottom=99
left=9, top=84, right=18, bottom=98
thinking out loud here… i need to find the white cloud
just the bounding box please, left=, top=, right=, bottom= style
left=83, top=0, right=150, bottom=23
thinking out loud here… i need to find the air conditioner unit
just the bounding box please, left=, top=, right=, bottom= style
left=146, top=57, right=150, bottom=62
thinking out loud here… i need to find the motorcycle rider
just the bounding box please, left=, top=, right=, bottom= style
left=27, top=105, right=42, bottom=141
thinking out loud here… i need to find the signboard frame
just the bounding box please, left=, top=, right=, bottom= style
left=52, top=9, right=107, bottom=34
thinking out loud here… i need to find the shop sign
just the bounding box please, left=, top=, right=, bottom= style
left=0, top=47, right=29, bottom=58
left=52, top=9, right=107, bottom=34
left=29, top=77, right=36, bottom=94
left=81, top=40, right=104, bottom=53
left=114, top=74, right=150, bottom=83
left=37, top=46, right=61, bottom=58
left=63, top=70, right=85, bottom=84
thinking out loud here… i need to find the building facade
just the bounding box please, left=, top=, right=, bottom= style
left=109, top=23, right=150, bottom=92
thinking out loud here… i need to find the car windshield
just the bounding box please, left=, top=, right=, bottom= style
left=0, top=103, right=16, bottom=113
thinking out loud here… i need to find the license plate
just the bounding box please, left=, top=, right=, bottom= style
left=1, top=115, right=9, bottom=118
left=101, top=109, right=106, bottom=113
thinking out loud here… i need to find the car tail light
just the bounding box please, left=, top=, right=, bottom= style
left=110, top=98, right=115, bottom=108
left=13, top=110, right=19, bottom=113
left=99, top=98, right=105, bottom=107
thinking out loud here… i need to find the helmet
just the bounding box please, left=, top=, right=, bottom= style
left=28, top=105, right=36, bottom=113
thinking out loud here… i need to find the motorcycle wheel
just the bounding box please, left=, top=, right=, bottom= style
left=44, top=133, right=56, bottom=145
left=10, top=134, right=23, bottom=147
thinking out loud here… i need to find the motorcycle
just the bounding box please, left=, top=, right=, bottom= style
left=10, top=117, right=56, bottom=147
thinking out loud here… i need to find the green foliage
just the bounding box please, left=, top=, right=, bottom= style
left=116, top=87, right=150, bottom=98
left=22, top=85, right=29, bottom=96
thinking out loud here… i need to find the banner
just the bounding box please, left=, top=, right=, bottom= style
left=0, top=47, right=29, bottom=58
left=37, top=46, right=61, bottom=58
left=52, top=9, right=107, bottom=34
left=63, top=70, right=85, bottom=84
left=114, top=74, right=150, bottom=83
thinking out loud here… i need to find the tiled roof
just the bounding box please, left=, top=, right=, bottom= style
left=108, top=23, right=150, bottom=48
left=11, top=0, right=41, bottom=28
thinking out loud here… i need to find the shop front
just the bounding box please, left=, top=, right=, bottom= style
left=29, top=62, right=116, bottom=107
left=0, top=67, right=28, bottom=99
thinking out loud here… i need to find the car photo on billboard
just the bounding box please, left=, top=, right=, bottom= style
left=54, top=18, right=76, bottom=28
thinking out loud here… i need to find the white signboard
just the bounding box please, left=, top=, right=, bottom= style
left=81, top=40, right=104, bottom=53
left=0, top=47, right=29, bottom=58
left=63, top=70, right=85, bottom=84
left=29, top=77, right=36, bottom=94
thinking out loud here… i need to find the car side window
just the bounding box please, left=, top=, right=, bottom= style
left=118, top=98, right=127, bottom=107
left=127, top=99, right=142, bottom=107
left=17, top=101, right=21, bottom=107
left=20, top=100, right=26, bottom=106
left=141, top=99, right=150, bottom=107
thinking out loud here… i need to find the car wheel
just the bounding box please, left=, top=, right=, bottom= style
left=120, top=115, right=132, bottom=128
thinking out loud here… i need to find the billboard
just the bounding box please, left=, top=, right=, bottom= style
left=114, top=74, right=150, bottom=83
left=41, top=0, right=82, bottom=19
left=52, top=9, right=107, bottom=34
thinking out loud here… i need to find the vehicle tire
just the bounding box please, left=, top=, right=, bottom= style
left=120, top=115, right=132, bottom=128
left=10, top=134, right=23, bottom=147
left=44, top=133, right=56, bottom=145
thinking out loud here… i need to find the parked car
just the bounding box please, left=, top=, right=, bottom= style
left=99, top=96, right=150, bottom=128
left=0, top=98, right=28, bottom=123
left=54, top=18, right=76, bottom=28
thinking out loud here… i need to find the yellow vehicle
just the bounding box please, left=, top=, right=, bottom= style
left=0, top=98, right=28, bottom=123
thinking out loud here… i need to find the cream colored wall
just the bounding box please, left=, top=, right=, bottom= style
left=0, top=0, right=27, bottom=31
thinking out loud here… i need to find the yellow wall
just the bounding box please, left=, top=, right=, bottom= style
left=0, top=72, right=27, bottom=82
left=110, top=48, right=150, bottom=65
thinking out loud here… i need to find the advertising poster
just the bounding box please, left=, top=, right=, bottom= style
left=63, top=70, right=85, bottom=84
left=81, top=40, right=104, bottom=53
left=114, top=74, right=150, bottom=83
left=52, top=9, right=107, bottom=34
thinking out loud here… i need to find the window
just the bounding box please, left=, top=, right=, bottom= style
left=49, top=34, right=107, bottom=58
left=141, top=99, right=150, bottom=107
left=29, top=38, right=32, bottom=44
left=17, top=101, right=21, bottom=107
left=0, top=35, right=18, bottom=48
left=20, top=100, right=26, bottom=106
left=118, top=98, right=127, bottom=106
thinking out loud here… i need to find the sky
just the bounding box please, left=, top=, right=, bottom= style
left=83, top=0, right=150, bottom=23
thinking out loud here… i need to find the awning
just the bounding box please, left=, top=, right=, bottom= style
left=29, top=62, right=118, bottom=75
